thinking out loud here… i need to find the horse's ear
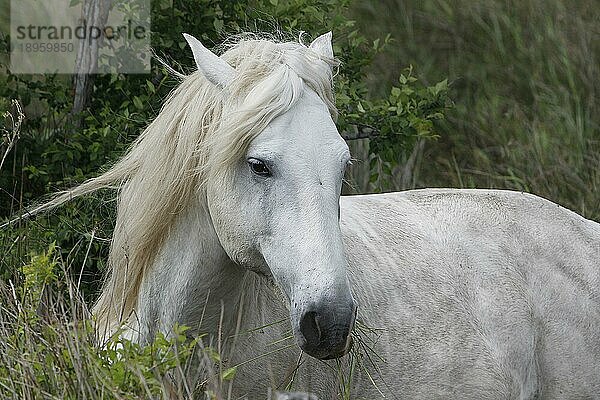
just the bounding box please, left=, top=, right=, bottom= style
left=183, top=33, right=235, bottom=88
left=309, top=31, right=334, bottom=59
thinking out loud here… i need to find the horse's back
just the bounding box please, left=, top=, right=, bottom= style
left=340, top=189, right=600, bottom=399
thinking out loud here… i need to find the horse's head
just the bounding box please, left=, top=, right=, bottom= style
left=184, top=33, right=357, bottom=360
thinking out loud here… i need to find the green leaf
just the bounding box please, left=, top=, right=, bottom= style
left=213, top=18, right=224, bottom=32
left=433, top=79, right=448, bottom=95
left=208, top=348, right=221, bottom=362
left=133, top=96, right=144, bottom=110
left=221, top=366, right=237, bottom=381
left=146, top=80, right=155, bottom=94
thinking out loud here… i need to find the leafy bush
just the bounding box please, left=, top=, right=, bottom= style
left=0, top=0, right=450, bottom=293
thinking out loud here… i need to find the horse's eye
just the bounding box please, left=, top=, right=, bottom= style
left=248, top=158, right=271, bottom=177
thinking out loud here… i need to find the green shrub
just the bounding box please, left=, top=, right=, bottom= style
left=0, top=0, right=450, bottom=294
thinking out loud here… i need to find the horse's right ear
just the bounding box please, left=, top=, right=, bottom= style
left=183, top=33, right=235, bottom=88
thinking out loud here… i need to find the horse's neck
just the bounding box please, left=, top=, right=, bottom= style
left=135, top=198, right=246, bottom=342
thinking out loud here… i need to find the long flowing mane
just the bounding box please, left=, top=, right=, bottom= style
left=21, top=35, right=338, bottom=334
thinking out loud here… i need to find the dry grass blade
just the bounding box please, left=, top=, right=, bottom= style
left=0, top=100, right=24, bottom=173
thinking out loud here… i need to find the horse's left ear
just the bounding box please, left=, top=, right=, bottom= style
left=183, top=33, right=235, bottom=88
left=309, top=31, right=334, bottom=59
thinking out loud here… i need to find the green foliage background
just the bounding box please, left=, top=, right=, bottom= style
left=0, top=0, right=450, bottom=295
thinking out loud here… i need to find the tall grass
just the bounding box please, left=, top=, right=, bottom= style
left=1, top=242, right=317, bottom=399
left=0, top=242, right=385, bottom=399
left=354, top=0, right=600, bottom=220
left=0, top=243, right=220, bottom=399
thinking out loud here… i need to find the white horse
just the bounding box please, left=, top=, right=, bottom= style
left=36, top=32, right=600, bottom=399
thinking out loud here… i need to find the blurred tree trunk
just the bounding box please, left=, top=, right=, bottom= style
left=71, top=0, right=111, bottom=123
left=394, top=139, right=425, bottom=190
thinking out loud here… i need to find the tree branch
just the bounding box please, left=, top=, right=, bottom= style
left=71, top=0, right=111, bottom=124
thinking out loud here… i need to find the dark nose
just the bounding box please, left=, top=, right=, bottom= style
left=297, top=300, right=357, bottom=360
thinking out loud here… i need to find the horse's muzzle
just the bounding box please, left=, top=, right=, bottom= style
left=295, top=299, right=357, bottom=360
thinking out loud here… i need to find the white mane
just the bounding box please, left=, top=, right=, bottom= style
left=27, top=35, right=338, bottom=333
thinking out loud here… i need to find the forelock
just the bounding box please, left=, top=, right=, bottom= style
left=202, top=35, right=339, bottom=180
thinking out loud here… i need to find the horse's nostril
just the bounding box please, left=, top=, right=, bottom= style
left=299, top=311, right=321, bottom=346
